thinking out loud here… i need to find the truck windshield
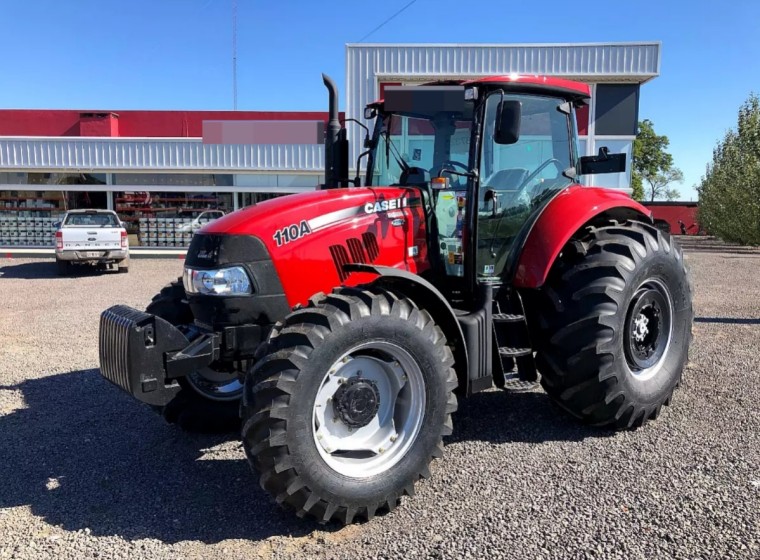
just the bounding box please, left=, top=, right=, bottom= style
left=370, top=112, right=473, bottom=188
left=64, top=213, right=120, bottom=227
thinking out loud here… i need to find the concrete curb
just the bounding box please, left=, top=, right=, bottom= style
left=0, top=248, right=187, bottom=260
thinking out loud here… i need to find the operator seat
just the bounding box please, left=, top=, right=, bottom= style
left=480, top=168, right=529, bottom=212
left=483, top=168, right=528, bottom=190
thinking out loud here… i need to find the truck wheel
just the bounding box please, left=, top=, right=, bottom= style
left=117, top=257, right=130, bottom=273
left=146, top=278, right=241, bottom=433
left=533, top=220, right=693, bottom=429
left=55, top=259, right=70, bottom=276
left=242, top=286, right=457, bottom=524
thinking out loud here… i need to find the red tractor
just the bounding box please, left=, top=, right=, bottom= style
left=99, top=74, right=693, bottom=524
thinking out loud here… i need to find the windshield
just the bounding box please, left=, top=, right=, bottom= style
left=369, top=111, right=473, bottom=188
left=64, top=212, right=120, bottom=227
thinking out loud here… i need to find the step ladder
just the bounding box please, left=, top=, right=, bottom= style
left=491, top=293, right=540, bottom=392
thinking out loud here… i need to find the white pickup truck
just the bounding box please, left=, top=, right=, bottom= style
left=54, top=209, right=130, bottom=275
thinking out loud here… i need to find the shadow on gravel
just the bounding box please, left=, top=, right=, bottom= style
left=0, top=370, right=605, bottom=544
left=0, top=261, right=116, bottom=279
left=0, top=369, right=320, bottom=544
left=449, top=388, right=615, bottom=445
left=694, top=316, right=760, bottom=325
left=0, top=261, right=58, bottom=279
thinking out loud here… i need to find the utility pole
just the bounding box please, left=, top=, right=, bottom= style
left=232, top=0, right=238, bottom=110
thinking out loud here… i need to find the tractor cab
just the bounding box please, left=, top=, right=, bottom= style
left=364, top=77, right=624, bottom=301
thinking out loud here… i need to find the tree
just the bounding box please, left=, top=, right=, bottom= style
left=698, top=94, right=760, bottom=245
left=630, top=172, right=645, bottom=202
left=632, top=119, right=683, bottom=201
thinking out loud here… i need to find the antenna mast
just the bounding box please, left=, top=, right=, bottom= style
left=232, top=0, right=238, bottom=110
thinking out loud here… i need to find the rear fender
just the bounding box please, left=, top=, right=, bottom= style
left=513, top=186, right=652, bottom=288
left=344, top=264, right=469, bottom=393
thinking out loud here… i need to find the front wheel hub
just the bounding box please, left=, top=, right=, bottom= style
left=312, top=342, right=426, bottom=478
left=332, top=377, right=380, bottom=429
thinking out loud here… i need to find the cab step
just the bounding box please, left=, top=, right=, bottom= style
left=502, top=372, right=540, bottom=392
left=493, top=313, right=525, bottom=323
left=498, top=346, right=532, bottom=358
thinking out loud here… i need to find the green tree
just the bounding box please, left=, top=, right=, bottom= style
left=698, top=94, right=760, bottom=245
left=630, top=172, right=645, bottom=202
left=632, top=119, right=683, bottom=201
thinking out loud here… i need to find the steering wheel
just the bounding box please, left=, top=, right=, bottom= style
left=431, top=160, right=469, bottom=177
left=511, top=158, right=564, bottom=204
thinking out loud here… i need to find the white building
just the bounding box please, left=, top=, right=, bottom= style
left=0, top=42, right=660, bottom=251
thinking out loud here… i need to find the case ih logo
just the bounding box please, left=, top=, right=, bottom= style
left=364, top=198, right=408, bottom=214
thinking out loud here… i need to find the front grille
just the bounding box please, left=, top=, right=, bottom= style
left=99, top=305, right=152, bottom=392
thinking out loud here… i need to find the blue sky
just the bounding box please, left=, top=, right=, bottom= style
left=2, top=0, right=759, bottom=200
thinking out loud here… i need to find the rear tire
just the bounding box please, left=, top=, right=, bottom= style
left=241, top=286, right=457, bottom=524
left=118, top=257, right=129, bottom=274
left=532, top=220, right=692, bottom=429
left=146, top=278, right=241, bottom=433
left=55, top=259, right=70, bottom=276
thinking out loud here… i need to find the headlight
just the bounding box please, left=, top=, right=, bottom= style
left=183, top=266, right=252, bottom=296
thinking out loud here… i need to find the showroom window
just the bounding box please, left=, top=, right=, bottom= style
left=114, top=191, right=234, bottom=247
left=0, top=187, right=108, bottom=247
left=234, top=173, right=322, bottom=189
left=112, top=173, right=233, bottom=187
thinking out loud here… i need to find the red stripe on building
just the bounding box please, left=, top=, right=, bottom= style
left=0, top=109, right=343, bottom=138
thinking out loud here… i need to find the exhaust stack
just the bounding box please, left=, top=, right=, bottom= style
left=322, top=74, right=348, bottom=188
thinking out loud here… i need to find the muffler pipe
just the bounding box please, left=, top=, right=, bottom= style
left=322, top=73, right=341, bottom=188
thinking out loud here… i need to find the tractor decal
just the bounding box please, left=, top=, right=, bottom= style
left=307, top=206, right=366, bottom=231
left=364, top=197, right=409, bottom=214
left=272, top=220, right=312, bottom=247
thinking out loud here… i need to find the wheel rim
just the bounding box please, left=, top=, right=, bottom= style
left=623, top=278, right=674, bottom=381
left=186, top=365, right=244, bottom=402
left=312, top=341, right=426, bottom=478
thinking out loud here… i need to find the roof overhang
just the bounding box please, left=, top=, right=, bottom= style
left=0, top=137, right=324, bottom=172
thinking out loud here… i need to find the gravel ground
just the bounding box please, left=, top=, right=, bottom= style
left=1, top=247, right=759, bottom=560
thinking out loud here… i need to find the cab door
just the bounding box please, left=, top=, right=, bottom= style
left=474, top=92, right=574, bottom=284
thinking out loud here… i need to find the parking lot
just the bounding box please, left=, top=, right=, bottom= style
left=1, top=242, right=759, bottom=560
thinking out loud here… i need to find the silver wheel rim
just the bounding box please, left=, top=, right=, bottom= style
left=624, top=278, right=674, bottom=382
left=186, top=366, right=244, bottom=402
left=312, top=341, right=426, bottom=478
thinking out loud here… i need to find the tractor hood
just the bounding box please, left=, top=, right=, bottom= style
left=196, top=187, right=428, bottom=307
left=201, top=188, right=412, bottom=238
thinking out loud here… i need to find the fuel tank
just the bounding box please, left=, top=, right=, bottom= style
left=199, top=187, right=430, bottom=307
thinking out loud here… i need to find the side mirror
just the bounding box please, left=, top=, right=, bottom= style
left=364, top=107, right=377, bottom=120
left=494, top=100, right=521, bottom=145
left=579, top=147, right=627, bottom=175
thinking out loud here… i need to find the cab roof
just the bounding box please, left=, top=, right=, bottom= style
left=370, top=74, right=591, bottom=107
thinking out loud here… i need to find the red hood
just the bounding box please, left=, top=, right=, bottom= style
left=199, top=187, right=428, bottom=307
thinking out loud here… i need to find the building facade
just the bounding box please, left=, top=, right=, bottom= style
left=0, top=42, right=660, bottom=250
left=643, top=201, right=701, bottom=235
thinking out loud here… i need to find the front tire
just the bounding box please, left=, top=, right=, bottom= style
left=242, top=286, right=457, bottom=524
left=146, top=278, right=241, bottom=433
left=533, top=220, right=692, bottom=429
